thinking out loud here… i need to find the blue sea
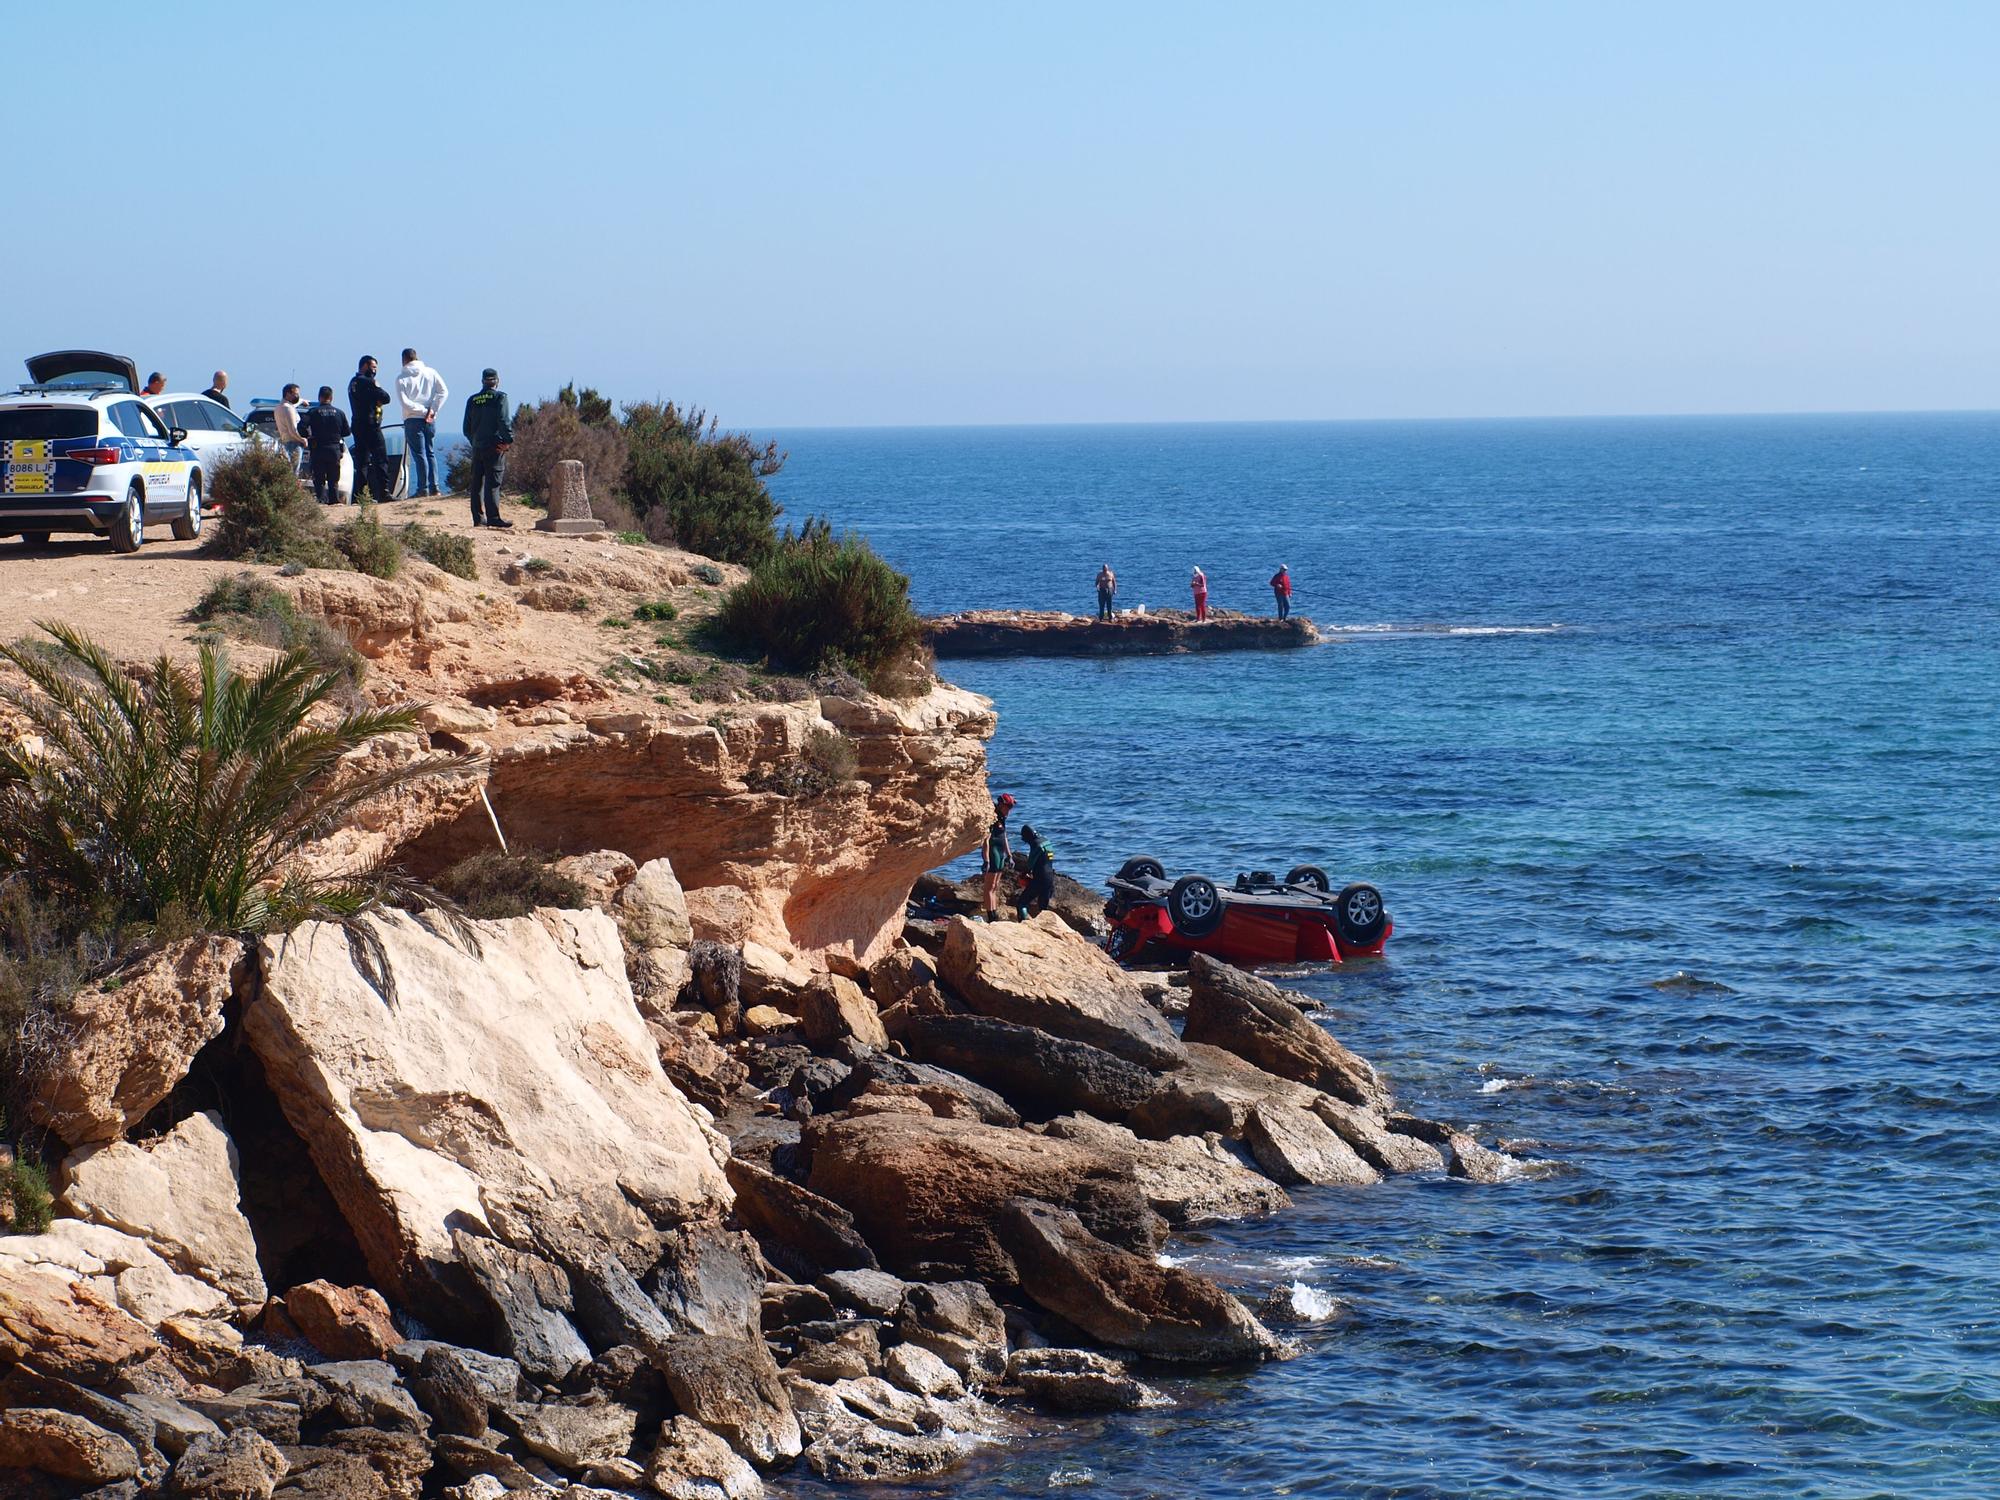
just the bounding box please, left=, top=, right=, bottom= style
left=765, top=415, right=2000, bottom=1499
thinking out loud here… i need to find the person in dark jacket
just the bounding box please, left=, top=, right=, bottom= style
left=1014, top=825, right=1057, bottom=920
left=347, top=356, right=393, bottom=503
left=297, top=387, right=351, bottom=506
left=201, top=371, right=230, bottom=409
left=1270, top=564, right=1293, bottom=620
left=980, top=793, right=1016, bottom=921
left=462, top=368, right=514, bottom=528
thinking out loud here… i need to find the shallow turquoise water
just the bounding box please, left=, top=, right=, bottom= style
left=766, top=415, right=2000, bottom=1498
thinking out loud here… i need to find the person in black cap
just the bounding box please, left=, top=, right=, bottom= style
left=461, top=368, right=514, bottom=528
left=347, top=356, right=393, bottom=504
left=1014, top=825, right=1057, bottom=919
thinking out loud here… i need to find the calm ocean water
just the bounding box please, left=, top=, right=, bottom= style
left=765, top=416, right=2000, bottom=1499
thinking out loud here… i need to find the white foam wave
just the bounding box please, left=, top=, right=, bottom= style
left=1480, top=1076, right=1529, bottom=1094
left=1049, top=1468, right=1096, bottom=1488
left=1268, top=1254, right=1326, bottom=1274
left=1285, top=1281, right=1342, bottom=1321
left=1155, top=1251, right=1187, bottom=1268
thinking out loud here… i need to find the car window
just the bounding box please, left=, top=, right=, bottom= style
left=154, top=400, right=188, bottom=429
left=133, top=404, right=170, bottom=441
left=109, top=402, right=152, bottom=438
left=202, top=401, right=245, bottom=435
left=0, top=408, right=95, bottom=441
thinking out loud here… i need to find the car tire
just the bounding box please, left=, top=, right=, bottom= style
left=110, top=483, right=145, bottom=554
left=1335, top=883, right=1387, bottom=948
left=1286, top=864, right=1331, bottom=891
left=1168, top=875, right=1224, bottom=938
left=171, top=477, right=202, bottom=541
left=1117, top=856, right=1166, bottom=883
left=17, top=532, right=48, bottom=546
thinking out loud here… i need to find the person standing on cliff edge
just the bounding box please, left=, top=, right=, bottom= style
left=1191, top=565, right=1209, bottom=622
left=1270, top=564, right=1293, bottom=620
left=463, top=368, right=515, bottom=528
left=1095, top=563, right=1117, bottom=621
left=981, top=794, right=1016, bottom=921
left=348, top=356, right=393, bottom=504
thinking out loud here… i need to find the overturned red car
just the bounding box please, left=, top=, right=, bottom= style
left=1103, top=858, right=1391, bottom=968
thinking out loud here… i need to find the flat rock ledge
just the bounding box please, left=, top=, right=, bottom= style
left=927, top=609, right=1319, bottom=658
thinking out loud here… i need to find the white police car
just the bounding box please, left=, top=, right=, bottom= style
left=0, top=351, right=203, bottom=551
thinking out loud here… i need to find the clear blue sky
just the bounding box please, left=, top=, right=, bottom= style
left=8, top=2, right=1995, bottom=426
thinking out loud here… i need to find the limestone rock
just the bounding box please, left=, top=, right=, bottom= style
left=283, top=1281, right=401, bottom=1361
left=646, top=1415, right=763, bottom=1500
left=616, top=857, right=693, bottom=950
left=902, top=1013, right=1161, bottom=1121
left=646, top=1016, right=747, bottom=1113
left=1244, top=1100, right=1382, bottom=1187
left=741, top=1004, right=795, bottom=1037
left=1007, top=1347, right=1166, bottom=1411
left=1444, top=1131, right=1522, bottom=1184
left=1182, top=954, right=1385, bottom=1106
left=388, top=1341, right=522, bottom=1405
left=651, top=1335, right=801, bottom=1470
left=866, top=948, right=936, bottom=1007
left=841, top=1052, right=1020, bottom=1128
left=800, top=975, right=887, bottom=1050
left=243, top=909, right=729, bottom=1335
left=552, top=849, right=639, bottom=906
left=1044, top=1114, right=1290, bottom=1226
left=0, top=1260, right=160, bottom=1387
left=804, top=1110, right=1163, bottom=1284
left=724, top=1158, right=879, bottom=1279
left=937, top=914, right=1185, bottom=1069
left=739, top=942, right=813, bottom=1011
left=507, top=1398, right=637, bottom=1471
left=650, top=1221, right=763, bottom=1342
left=895, top=1281, right=1007, bottom=1385
left=818, top=1269, right=908, bottom=1320
left=1130, top=1040, right=1326, bottom=1141
left=686, top=886, right=754, bottom=947
left=451, top=1230, right=592, bottom=1382
left=1312, top=1097, right=1445, bottom=1174
left=883, top=1342, right=964, bottom=1400
left=0, top=1406, right=140, bottom=1486
left=26, top=937, right=243, bottom=1146
left=168, top=1428, right=290, bottom=1499
left=308, top=1359, right=427, bottom=1432
left=802, top=1421, right=964, bottom=1483
left=56, top=1111, right=266, bottom=1311
left=996, top=1199, right=1280, bottom=1363
left=407, top=1347, right=489, bottom=1437
left=0, top=1216, right=231, bottom=1324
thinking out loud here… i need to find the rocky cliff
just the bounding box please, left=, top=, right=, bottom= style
left=928, top=607, right=1319, bottom=657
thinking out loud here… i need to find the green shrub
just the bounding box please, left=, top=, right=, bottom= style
left=692, top=563, right=724, bottom=586
left=633, top=601, right=677, bottom=622
left=3, top=1153, right=51, bottom=1234
left=508, top=399, right=628, bottom=506
left=601, top=617, right=631, bottom=629
left=615, top=532, right=647, bottom=546
left=444, top=442, right=473, bottom=496
left=333, top=505, right=401, bottom=579
left=621, top=402, right=783, bottom=566
left=715, top=519, right=926, bottom=681
left=188, top=575, right=364, bottom=686
left=522, top=556, right=555, bottom=576
left=0, top=623, right=469, bottom=933
left=403, top=523, right=476, bottom=580
left=433, top=850, right=587, bottom=919
left=747, top=727, right=859, bottom=799
left=202, top=445, right=340, bottom=568
left=805, top=726, right=859, bottom=783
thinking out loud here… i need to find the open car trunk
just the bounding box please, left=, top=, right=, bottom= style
left=24, top=350, right=139, bottom=393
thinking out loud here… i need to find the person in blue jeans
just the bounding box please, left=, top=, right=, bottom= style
left=395, top=348, right=450, bottom=496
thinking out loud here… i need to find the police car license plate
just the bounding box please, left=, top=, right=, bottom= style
left=2, top=440, right=51, bottom=494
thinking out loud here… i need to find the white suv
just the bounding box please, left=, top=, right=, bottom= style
left=0, top=351, right=203, bottom=551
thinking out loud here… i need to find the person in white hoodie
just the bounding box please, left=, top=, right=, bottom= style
left=395, top=348, right=449, bottom=497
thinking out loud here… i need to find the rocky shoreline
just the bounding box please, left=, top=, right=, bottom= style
left=0, top=864, right=1522, bottom=1498
left=927, top=608, right=1319, bottom=658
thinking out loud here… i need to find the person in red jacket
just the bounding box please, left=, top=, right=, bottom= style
left=1270, top=564, right=1292, bottom=620
left=1191, top=565, right=1209, bottom=622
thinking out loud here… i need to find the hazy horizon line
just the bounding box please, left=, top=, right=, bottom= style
left=745, top=405, right=2000, bottom=434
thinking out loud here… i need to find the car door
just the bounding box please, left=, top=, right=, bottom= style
left=111, top=401, right=188, bottom=513
left=159, top=401, right=233, bottom=483
left=198, top=400, right=252, bottom=468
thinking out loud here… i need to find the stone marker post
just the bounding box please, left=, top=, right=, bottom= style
left=535, top=458, right=606, bottom=535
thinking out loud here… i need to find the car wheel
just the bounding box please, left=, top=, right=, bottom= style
left=17, top=532, right=48, bottom=546
left=1117, top=856, right=1166, bottom=883
left=110, top=482, right=145, bottom=553
left=171, top=476, right=202, bottom=541
left=1335, top=883, right=1386, bottom=947
left=1286, top=864, right=1330, bottom=891
left=1168, top=875, right=1224, bottom=938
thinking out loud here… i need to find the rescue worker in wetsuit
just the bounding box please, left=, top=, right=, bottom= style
left=297, top=387, right=351, bottom=507
left=980, top=793, right=1016, bottom=921
left=1015, top=824, right=1057, bottom=920
left=348, top=356, right=393, bottom=503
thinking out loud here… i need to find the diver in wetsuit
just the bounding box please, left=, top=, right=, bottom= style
left=1015, top=825, right=1057, bottom=919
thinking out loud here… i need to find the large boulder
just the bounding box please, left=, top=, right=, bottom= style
left=1182, top=955, right=1384, bottom=1106
left=937, top=914, right=1185, bottom=1069
left=799, top=975, right=887, bottom=1051
left=283, top=1281, right=401, bottom=1361
left=0, top=1216, right=230, bottom=1325
left=26, top=937, right=244, bottom=1146
left=901, top=1014, right=1160, bottom=1122
left=1129, top=1041, right=1324, bottom=1141
left=243, top=909, right=730, bottom=1334
left=647, top=1414, right=763, bottom=1500
left=618, top=859, right=691, bottom=948
left=803, top=1111, right=1162, bottom=1284
left=0, top=1407, right=141, bottom=1487
left=652, top=1334, right=802, bottom=1470
left=995, top=1200, right=1280, bottom=1363
left=1311, top=1097, right=1444, bottom=1175
left=724, top=1159, right=879, bottom=1279
left=1243, top=1100, right=1380, bottom=1187
left=1042, top=1114, right=1289, bottom=1226
left=0, top=1261, right=162, bottom=1387
left=56, top=1110, right=267, bottom=1312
